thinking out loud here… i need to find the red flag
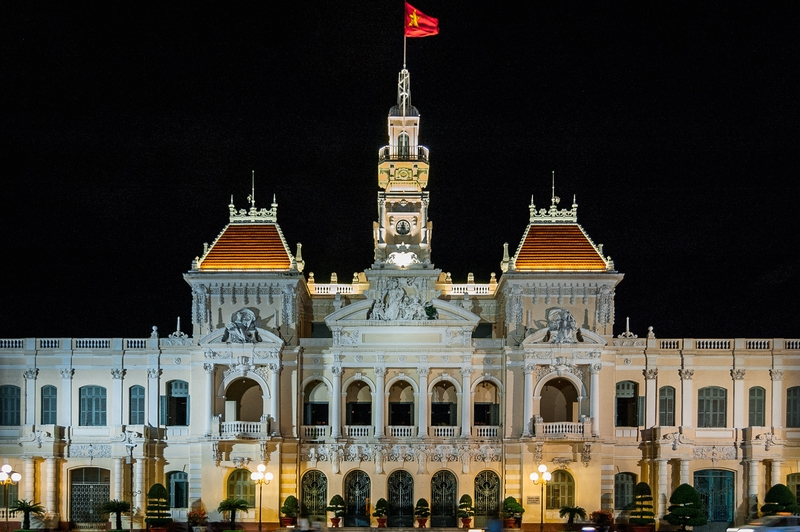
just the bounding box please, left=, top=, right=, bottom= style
left=405, top=2, right=439, bottom=37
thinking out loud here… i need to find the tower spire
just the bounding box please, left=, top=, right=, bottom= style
left=398, top=68, right=411, bottom=118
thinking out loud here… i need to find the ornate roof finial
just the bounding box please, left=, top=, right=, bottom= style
left=248, top=170, right=256, bottom=212
left=398, top=69, right=411, bottom=118
left=551, top=170, right=560, bottom=206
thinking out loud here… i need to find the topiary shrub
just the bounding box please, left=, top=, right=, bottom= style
left=664, top=483, right=707, bottom=531
left=629, top=482, right=656, bottom=526
left=761, top=483, right=800, bottom=515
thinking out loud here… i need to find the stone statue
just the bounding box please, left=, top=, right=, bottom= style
left=222, top=308, right=261, bottom=343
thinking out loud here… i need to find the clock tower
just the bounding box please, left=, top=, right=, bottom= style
left=373, top=68, right=432, bottom=268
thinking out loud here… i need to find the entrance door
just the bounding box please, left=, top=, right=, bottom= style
left=474, top=470, right=500, bottom=527
left=431, top=470, right=457, bottom=527
left=694, top=469, right=735, bottom=527
left=70, top=468, right=110, bottom=526
left=344, top=470, right=371, bottom=527
left=387, top=470, right=414, bottom=527
left=301, top=470, right=328, bottom=523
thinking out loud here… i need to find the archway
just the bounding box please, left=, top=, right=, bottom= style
left=540, top=378, right=579, bottom=422
left=431, top=470, right=457, bottom=527
left=387, top=470, right=414, bottom=527
left=301, top=470, right=328, bottom=523
left=344, top=470, right=370, bottom=527
left=225, top=377, right=263, bottom=422
left=474, top=470, right=500, bottom=527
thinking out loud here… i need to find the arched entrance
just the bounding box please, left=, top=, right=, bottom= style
left=474, top=470, right=500, bottom=527
left=387, top=470, right=414, bottom=527
left=225, top=377, right=264, bottom=422
left=694, top=469, right=734, bottom=530
left=431, top=470, right=457, bottom=527
left=70, top=468, right=110, bottom=526
left=540, top=378, right=579, bottom=422
left=344, top=470, right=370, bottom=527
left=301, top=470, right=328, bottom=523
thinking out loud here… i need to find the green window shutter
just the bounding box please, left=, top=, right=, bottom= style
left=160, top=395, right=167, bottom=425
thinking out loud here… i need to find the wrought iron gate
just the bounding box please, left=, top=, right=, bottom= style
left=387, top=470, right=414, bottom=527
left=474, top=470, right=500, bottom=528
left=70, top=468, right=110, bottom=526
left=694, top=469, right=734, bottom=524
left=431, top=470, right=457, bottom=527
left=302, top=470, right=328, bottom=523
left=344, top=470, right=371, bottom=527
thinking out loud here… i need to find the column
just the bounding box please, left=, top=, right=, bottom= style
left=418, top=367, right=429, bottom=438
left=147, top=368, right=161, bottom=427
left=134, top=457, right=145, bottom=515
left=771, top=370, right=784, bottom=428
left=460, top=367, right=472, bottom=438
left=679, top=369, right=694, bottom=428
left=748, top=460, right=760, bottom=519
left=522, top=364, right=535, bottom=437
left=331, top=367, right=343, bottom=439
left=645, top=369, right=658, bottom=428
left=374, top=367, right=386, bottom=438
left=656, top=459, right=669, bottom=518
left=732, top=369, right=746, bottom=429
left=45, top=457, right=58, bottom=520
left=24, top=369, right=38, bottom=425
left=590, top=363, right=601, bottom=437
left=771, top=459, right=783, bottom=487
left=111, top=369, right=125, bottom=427
left=204, top=364, right=215, bottom=436
left=680, top=459, right=689, bottom=485
left=24, top=456, right=35, bottom=500
left=60, top=369, right=73, bottom=427
left=269, top=363, right=282, bottom=436
left=114, top=457, right=124, bottom=499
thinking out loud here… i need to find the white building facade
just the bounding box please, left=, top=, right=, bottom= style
left=1, top=68, right=799, bottom=531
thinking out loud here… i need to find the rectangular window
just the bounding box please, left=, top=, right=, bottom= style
left=787, top=387, right=800, bottom=428
left=659, top=386, right=675, bottom=426
left=41, top=385, right=57, bottom=424
left=79, top=386, right=107, bottom=426
left=0, top=386, right=22, bottom=426
left=698, top=387, right=727, bottom=428
left=130, top=386, right=145, bottom=425
left=749, top=387, right=765, bottom=427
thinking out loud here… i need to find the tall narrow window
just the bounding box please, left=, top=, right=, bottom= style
left=79, top=386, right=107, bottom=426
left=615, top=381, right=639, bottom=427
left=614, top=472, right=636, bottom=510
left=788, top=473, right=800, bottom=502
left=227, top=469, right=255, bottom=507
left=546, top=470, right=574, bottom=509
left=130, top=385, right=145, bottom=425
left=398, top=132, right=410, bottom=157
left=749, top=387, right=766, bottom=427
left=41, top=385, right=58, bottom=425
left=0, top=385, right=21, bottom=426
left=659, top=386, right=675, bottom=426
left=167, top=471, right=188, bottom=508
left=787, top=387, right=800, bottom=428
left=697, top=387, right=727, bottom=428
left=161, top=380, right=189, bottom=426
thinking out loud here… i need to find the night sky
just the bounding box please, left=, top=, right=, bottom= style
left=3, top=3, right=799, bottom=341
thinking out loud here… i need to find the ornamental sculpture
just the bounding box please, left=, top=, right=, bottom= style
left=222, top=308, right=261, bottom=343
left=547, top=308, right=578, bottom=344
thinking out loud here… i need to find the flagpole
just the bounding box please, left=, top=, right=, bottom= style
left=403, top=35, right=407, bottom=69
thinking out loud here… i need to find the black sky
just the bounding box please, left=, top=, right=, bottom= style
left=3, top=2, right=799, bottom=340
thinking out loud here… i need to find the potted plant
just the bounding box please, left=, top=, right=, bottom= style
left=664, top=484, right=707, bottom=531
left=144, top=484, right=173, bottom=532
left=457, top=495, right=475, bottom=529
left=589, top=509, right=613, bottom=532
left=217, top=497, right=249, bottom=532
left=101, top=499, right=131, bottom=532
left=414, top=498, right=430, bottom=528
left=501, top=497, right=524, bottom=529
left=9, top=499, right=45, bottom=532
left=281, top=495, right=300, bottom=527
left=761, top=483, right=800, bottom=515
left=629, top=482, right=656, bottom=532
left=373, top=498, right=389, bottom=528
left=327, top=495, right=345, bottom=528
left=559, top=505, right=586, bottom=531
left=187, top=509, right=209, bottom=532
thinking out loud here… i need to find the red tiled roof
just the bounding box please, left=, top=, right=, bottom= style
left=514, top=224, right=607, bottom=271
left=199, top=224, right=292, bottom=270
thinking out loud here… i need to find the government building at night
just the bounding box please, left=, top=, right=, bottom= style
left=1, top=68, right=798, bottom=532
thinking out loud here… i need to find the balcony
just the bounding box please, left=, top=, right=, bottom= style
left=344, top=425, right=374, bottom=438
left=431, top=426, right=458, bottom=438
left=388, top=426, right=416, bottom=438
left=473, top=426, right=500, bottom=438
left=534, top=419, right=591, bottom=439
left=378, top=145, right=430, bottom=164
left=220, top=421, right=268, bottom=439
left=302, top=425, right=330, bottom=439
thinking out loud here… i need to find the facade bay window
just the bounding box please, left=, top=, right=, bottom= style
left=0, top=385, right=21, bottom=426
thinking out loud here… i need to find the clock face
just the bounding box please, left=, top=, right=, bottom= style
left=395, top=219, right=411, bottom=235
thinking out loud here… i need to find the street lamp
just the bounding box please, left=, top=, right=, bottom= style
left=250, top=465, right=273, bottom=532
left=530, top=464, right=551, bottom=532
left=0, top=464, right=22, bottom=532
left=125, top=444, right=140, bottom=532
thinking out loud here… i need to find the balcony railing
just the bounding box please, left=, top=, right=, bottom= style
left=221, top=421, right=267, bottom=439
left=474, top=426, right=500, bottom=438
left=534, top=420, right=587, bottom=438
left=302, top=425, right=330, bottom=439
left=344, top=425, right=374, bottom=438
left=378, top=145, right=430, bottom=163
left=432, top=426, right=458, bottom=437
left=388, top=426, right=415, bottom=438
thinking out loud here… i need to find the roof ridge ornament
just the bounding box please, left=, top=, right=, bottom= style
left=229, top=173, right=278, bottom=223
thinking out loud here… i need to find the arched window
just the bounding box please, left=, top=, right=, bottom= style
left=697, top=387, right=727, bottom=428
left=616, top=381, right=640, bottom=427
left=41, top=385, right=57, bottom=425
left=659, top=386, right=675, bottom=426
left=614, top=472, right=636, bottom=510
left=398, top=132, right=410, bottom=157
left=788, top=473, right=800, bottom=502
left=227, top=469, right=255, bottom=507
left=130, top=385, right=145, bottom=425
left=787, top=387, right=800, bottom=428
left=304, top=380, right=329, bottom=426
left=749, top=386, right=766, bottom=427
left=161, top=380, right=189, bottom=426
left=546, top=470, right=574, bottom=509
left=79, top=386, right=107, bottom=426
left=167, top=471, right=188, bottom=508
left=431, top=381, right=458, bottom=427
left=0, top=385, right=21, bottom=426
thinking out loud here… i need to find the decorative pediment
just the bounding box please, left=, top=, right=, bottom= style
left=523, top=327, right=606, bottom=346
left=199, top=326, right=284, bottom=349
left=325, top=298, right=480, bottom=326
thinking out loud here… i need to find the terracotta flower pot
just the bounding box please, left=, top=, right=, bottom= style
left=330, top=517, right=341, bottom=528
left=461, top=518, right=472, bottom=528
left=417, top=518, right=428, bottom=528
left=376, top=517, right=387, bottom=528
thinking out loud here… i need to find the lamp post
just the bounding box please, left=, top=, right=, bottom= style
left=530, top=465, right=551, bottom=532
left=0, top=464, right=22, bottom=532
left=125, top=444, right=139, bottom=532
left=250, top=465, right=273, bottom=532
